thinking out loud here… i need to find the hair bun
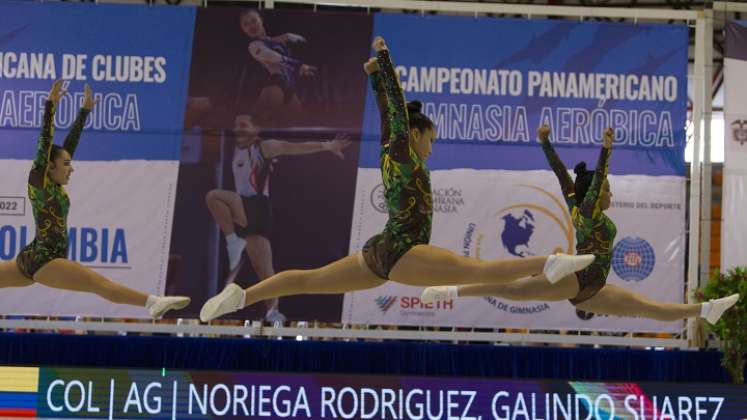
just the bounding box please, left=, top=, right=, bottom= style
left=574, top=161, right=588, bottom=175
left=407, top=100, right=423, bottom=114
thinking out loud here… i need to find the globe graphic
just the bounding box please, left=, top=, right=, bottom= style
left=500, top=210, right=535, bottom=257
left=611, top=237, right=655, bottom=281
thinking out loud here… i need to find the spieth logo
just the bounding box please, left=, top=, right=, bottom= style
left=732, top=119, right=747, bottom=146
left=370, top=184, right=465, bottom=214
left=374, top=295, right=397, bottom=313
left=612, top=237, right=656, bottom=282
left=400, top=296, right=454, bottom=311
left=375, top=295, right=454, bottom=315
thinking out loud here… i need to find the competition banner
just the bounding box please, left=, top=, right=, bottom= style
left=0, top=3, right=195, bottom=317
left=721, top=20, right=747, bottom=270
left=345, top=15, right=688, bottom=332
left=168, top=7, right=372, bottom=321
left=1, top=366, right=746, bottom=419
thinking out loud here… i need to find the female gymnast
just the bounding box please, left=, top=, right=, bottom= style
left=420, top=125, right=739, bottom=325
left=205, top=113, right=351, bottom=323
left=240, top=8, right=316, bottom=124
left=186, top=8, right=316, bottom=128
left=0, top=81, right=190, bottom=318
left=199, top=37, right=594, bottom=322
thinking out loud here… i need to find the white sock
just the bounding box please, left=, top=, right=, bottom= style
left=449, top=286, right=459, bottom=299
left=236, top=288, right=247, bottom=310
left=145, top=295, right=158, bottom=309
left=700, top=301, right=712, bottom=318
left=226, top=233, right=240, bottom=243
left=543, top=254, right=557, bottom=272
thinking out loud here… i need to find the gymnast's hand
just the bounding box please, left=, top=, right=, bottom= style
left=48, top=80, right=67, bottom=103
left=283, top=33, right=306, bottom=43
left=325, top=134, right=352, bottom=159
left=603, top=128, right=614, bottom=149
left=372, top=36, right=387, bottom=52
left=82, top=84, right=100, bottom=111
left=363, top=57, right=379, bottom=74
left=537, top=125, right=551, bottom=143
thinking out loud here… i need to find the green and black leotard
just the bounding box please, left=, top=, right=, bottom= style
left=16, top=101, right=90, bottom=278
left=361, top=49, right=433, bottom=279
left=541, top=139, right=617, bottom=305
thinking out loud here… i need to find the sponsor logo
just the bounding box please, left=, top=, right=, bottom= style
left=496, top=185, right=574, bottom=258
left=370, top=184, right=465, bottom=214
left=463, top=184, right=574, bottom=315
left=731, top=119, right=747, bottom=146
left=374, top=295, right=454, bottom=316
left=432, top=187, right=465, bottom=214
left=374, top=295, right=397, bottom=313
left=399, top=296, right=453, bottom=311
left=612, top=236, right=656, bottom=282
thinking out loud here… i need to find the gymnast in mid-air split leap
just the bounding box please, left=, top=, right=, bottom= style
left=420, top=125, right=740, bottom=325
left=0, top=80, right=191, bottom=318
left=205, top=113, right=351, bottom=324
left=199, top=37, right=595, bottom=322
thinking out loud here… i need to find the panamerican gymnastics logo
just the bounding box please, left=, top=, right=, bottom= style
left=465, top=184, right=574, bottom=316
left=612, top=237, right=656, bottom=282
left=375, top=296, right=398, bottom=313
left=496, top=184, right=575, bottom=258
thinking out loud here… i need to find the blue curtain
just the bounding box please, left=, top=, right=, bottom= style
left=0, top=332, right=738, bottom=383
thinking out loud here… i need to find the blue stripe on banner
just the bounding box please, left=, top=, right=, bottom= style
left=362, top=14, right=687, bottom=176
left=0, top=392, right=36, bottom=409
left=1, top=132, right=181, bottom=161
left=0, top=2, right=196, bottom=161
left=359, top=136, right=683, bottom=175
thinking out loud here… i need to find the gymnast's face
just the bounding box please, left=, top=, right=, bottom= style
left=234, top=115, right=260, bottom=149
left=599, top=179, right=612, bottom=210
left=240, top=11, right=265, bottom=39
left=49, top=149, right=74, bottom=186
left=410, top=127, right=435, bottom=161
